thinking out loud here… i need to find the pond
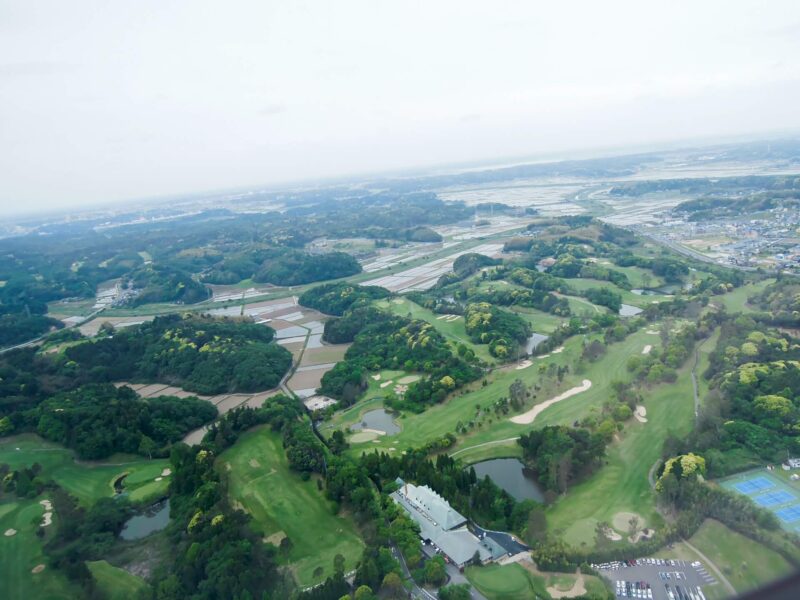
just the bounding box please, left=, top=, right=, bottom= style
left=525, top=333, right=549, bottom=354
left=631, top=289, right=659, bottom=296
left=120, top=499, right=170, bottom=541
left=350, top=408, right=400, bottom=435
left=470, top=458, right=544, bottom=502
left=619, top=303, right=644, bottom=317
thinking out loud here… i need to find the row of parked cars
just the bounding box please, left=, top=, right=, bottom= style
left=592, top=557, right=681, bottom=570
left=616, top=580, right=652, bottom=598
left=665, top=583, right=706, bottom=600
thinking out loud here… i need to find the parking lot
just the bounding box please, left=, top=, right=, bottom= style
left=593, top=558, right=718, bottom=600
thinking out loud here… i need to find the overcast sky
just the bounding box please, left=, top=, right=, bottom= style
left=2, top=0, right=800, bottom=216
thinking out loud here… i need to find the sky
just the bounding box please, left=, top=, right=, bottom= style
left=2, top=0, right=800, bottom=215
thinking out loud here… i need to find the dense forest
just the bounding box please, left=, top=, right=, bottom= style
left=299, top=282, right=390, bottom=316
left=64, top=314, right=292, bottom=394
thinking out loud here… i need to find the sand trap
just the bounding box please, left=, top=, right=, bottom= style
left=551, top=346, right=564, bottom=354
left=393, top=384, right=408, bottom=395
left=398, top=375, right=420, bottom=384
left=264, top=530, right=286, bottom=546
left=155, top=477, right=163, bottom=482
left=516, top=360, right=533, bottom=370
left=446, top=315, right=461, bottom=321
left=642, top=345, right=652, bottom=355
left=31, top=564, right=46, bottom=574
left=392, top=298, right=404, bottom=304
left=436, top=314, right=449, bottom=320
left=41, top=512, right=53, bottom=527
left=634, top=405, right=648, bottom=423
left=613, top=512, right=645, bottom=533
left=510, top=380, right=592, bottom=424
left=4, top=528, right=17, bottom=537
left=645, top=330, right=659, bottom=335
left=350, top=430, right=383, bottom=443
left=39, top=499, right=52, bottom=511
left=537, top=353, right=551, bottom=359
left=604, top=528, right=622, bottom=541
left=379, top=380, right=393, bottom=388
left=547, top=570, right=587, bottom=599
left=388, top=447, right=396, bottom=452
left=249, top=458, right=261, bottom=468
left=161, top=468, right=172, bottom=477
left=371, top=374, right=381, bottom=381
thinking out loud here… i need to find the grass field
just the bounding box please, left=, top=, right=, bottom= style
left=661, top=519, right=793, bottom=598
left=0, top=434, right=170, bottom=505
left=715, top=279, right=773, bottom=314
left=562, top=277, right=672, bottom=308
left=546, top=357, right=695, bottom=545
left=0, top=498, right=79, bottom=600
left=338, top=328, right=661, bottom=461
left=465, top=563, right=549, bottom=599
left=377, top=297, right=495, bottom=363
left=87, top=560, right=149, bottom=599
left=220, top=426, right=364, bottom=587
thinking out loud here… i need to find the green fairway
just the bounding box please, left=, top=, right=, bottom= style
left=0, top=434, right=170, bottom=505
left=87, top=560, right=149, bottom=599
left=341, top=328, right=661, bottom=459
left=562, top=277, right=672, bottom=308
left=716, top=279, right=773, bottom=314
left=0, top=498, right=78, bottom=600
left=220, top=426, right=364, bottom=587
left=465, top=563, right=549, bottom=599
left=377, top=297, right=495, bottom=363
left=546, top=356, right=696, bottom=546
left=662, top=519, right=793, bottom=597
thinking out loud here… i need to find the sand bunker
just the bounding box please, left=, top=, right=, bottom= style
left=155, top=477, right=163, bottom=482
left=4, top=528, right=17, bottom=537
left=264, top=530, right=287, bottom=546
left=604, top=528, right=622, bottom=541
left=547, top=571, right=587, bottom=599
left=634, top=405, right=648, bottom=423
left=510, top=380, right=592, bottom=425
left=393, top=384, right=408, bottom=395
left=350, top=430, right=383, bottom=443
left=645, top=330, right=659, bottom=335
left=161, top=468, right=172, bottom=477
left=642, top=345, right=652, bottom=355
left=379, top=380, right=393, bottom=388
left=551, top=346, right=564, bottom=354
left=516, top=359, right=533, bottom=370
left=31, top=564, right=46, bottom=574
left=371, top=374, right=381, bottom=381
left=249, top=458, right=261, bottom=468
left=39, top=499, right=52, bottom=511
left=398, top=375, right=420, bottom=384
left=41, top=512, right=53, bottom=527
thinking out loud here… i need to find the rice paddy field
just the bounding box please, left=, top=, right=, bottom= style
left=220, top=426, right=364, bottom=587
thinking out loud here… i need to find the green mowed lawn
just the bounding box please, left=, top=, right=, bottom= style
left=87, top=560, right=148, bottom=599
left=220, top=426, right=364, bottom=587
left=0, top=498, right=79, bottom=600
left=607, top=265, right=665, bottom=289
left=662, top=519, right=793, bottom=598
left=377, top=297, right=495, bottom=363
left=546, top=356, right=696, bottom=546
left=465, top=563, right=549, bottom=599
left=562, top=277, right=672, bottom=308
left=507, top=305, right=567, bottom=334
left=715, top=279, right=773, bottom=314
left=343, top=328, right=661, bottom=458
left=0, top=434, right=170, bottom=505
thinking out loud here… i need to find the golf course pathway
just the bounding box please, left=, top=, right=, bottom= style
left=682, top=538, right=736, bottom=597
left=449, top=437, right=521, bottom=458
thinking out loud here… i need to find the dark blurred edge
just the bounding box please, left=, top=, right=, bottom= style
left=738, top=571, right=800, bottom=599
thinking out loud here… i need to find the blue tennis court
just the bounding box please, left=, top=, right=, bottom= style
left=753, top=490, right=795, bottom=507
left=732, top=476, right=773, bottom=494
left=775, top=505, right=800, bottom=523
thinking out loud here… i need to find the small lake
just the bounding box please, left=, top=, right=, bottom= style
left=525, top=333, right=549, bottom=354
left=120, top=499, right=170, bottom=541
left=631, top=289, right=659, bottom=296
left=470, top=458, right=544, bottom=502
left=351, top=408, right=400, bottom=435
left=619, top=303, right=644, bottom=317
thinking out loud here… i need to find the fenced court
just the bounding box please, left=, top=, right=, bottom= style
left=718, top=469, right=800, bottom=533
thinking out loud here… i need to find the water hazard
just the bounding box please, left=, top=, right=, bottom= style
left=351, top=408, right=401, bottom=435
left=120, top=499, right=170, bottom=540
left=470, top=458, right=544, bottom=502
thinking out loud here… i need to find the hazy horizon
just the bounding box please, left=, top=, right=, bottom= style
left=2, top=0, right=800, bottom=216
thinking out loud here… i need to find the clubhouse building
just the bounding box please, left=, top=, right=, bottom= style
left=391, top=479, right=508, bottom=569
